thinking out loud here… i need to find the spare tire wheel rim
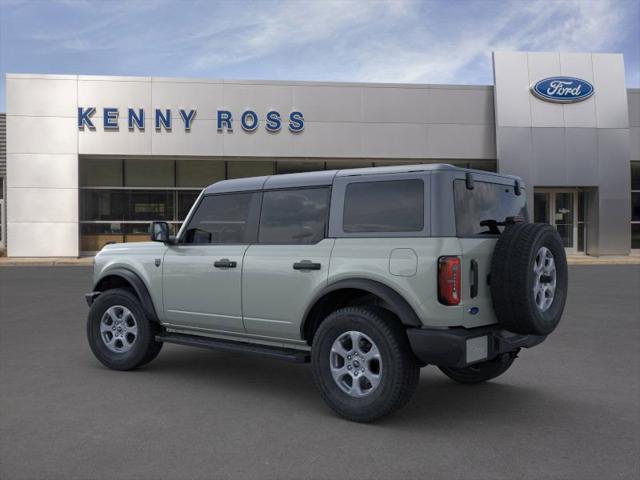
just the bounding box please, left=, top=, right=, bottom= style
left=533, top=246, right=557, bottom=312
left=330, top=331, right=382, bottom=398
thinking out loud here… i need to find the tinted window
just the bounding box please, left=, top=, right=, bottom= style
left=183, top=193, right=258, bottom=244
left=343, top=180, right=424, bottom=233
left=259, top=188, right=329, bottom=244
left=631, top=162, right=640, bottom=191
left=454, top=180, right=527, bottom=236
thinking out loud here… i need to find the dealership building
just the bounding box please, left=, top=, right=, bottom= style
left=1, top=51, right=639, bottom=257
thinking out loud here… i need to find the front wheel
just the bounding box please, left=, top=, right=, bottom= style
left=311, top=306, right=419, bottom=422
left=87, top=288, right=163, bottom=371
left=438, top=353, right=516, bottom=385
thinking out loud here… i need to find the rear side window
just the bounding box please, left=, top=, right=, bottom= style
left=343, top=179, right=424, bottom=233
left=182, top=192, right=259, bottom=244
left=454, top=180, right=527, bottom=236
left=259, top=188, right=330, bottom=244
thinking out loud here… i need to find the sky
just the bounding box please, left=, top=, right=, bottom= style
left=0, top=0, right=639, bottom=111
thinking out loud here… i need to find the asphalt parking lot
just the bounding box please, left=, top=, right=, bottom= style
left=1, top=265, right=639, bottom=480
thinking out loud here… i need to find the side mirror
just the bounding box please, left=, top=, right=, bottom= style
left=150, top=221, right=170, bottom=243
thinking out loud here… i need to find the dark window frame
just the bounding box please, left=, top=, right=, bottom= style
left=257, top=186, right=332, bottom=245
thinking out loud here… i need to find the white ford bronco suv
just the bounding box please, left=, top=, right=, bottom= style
left=86, top=164, right=567, bottom=422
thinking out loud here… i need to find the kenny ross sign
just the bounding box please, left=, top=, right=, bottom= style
left=78, top=107, right=304, bottom=133
left=530, top=76, right=594, bottom=103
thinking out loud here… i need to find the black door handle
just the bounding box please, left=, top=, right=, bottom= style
left=214, top=258, right=237, bottom=269
left=470, top=259, right=478, bottom=298
left=293, top=260, right=321, bottom=271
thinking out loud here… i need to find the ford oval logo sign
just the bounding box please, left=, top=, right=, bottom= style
left=531, top=76, right=594, bottom=103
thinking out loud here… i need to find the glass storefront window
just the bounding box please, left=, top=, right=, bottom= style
left=80, top=158, right=123, bottom=187
left=81, top=190, right=126, bottom=221
left=631, top=162, right=640, bottom=191
left=534, top=192, right=550, bottom=223
left=276, top=161, right=325, bottom=174
left=177, top=160, right=225, bottom=187
left=227, top=160, right=274, bottom=179
left=178, top=191, right=200, bottom=220
left=127, top=190, right=174, bottom=221
left=80, top=223, right=125, bottom=251
left=125, top=159, right=175, bottom=187
left=632, top=192, right=640, bottom=222
left=326, top=160, right=373, bottom=170
left=633, top=224, right=640, bottom=250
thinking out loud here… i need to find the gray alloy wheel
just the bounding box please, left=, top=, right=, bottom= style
left=87, top=288, right=163, bottom=371
left=533, top=246, right=557, bottom=312
left=330, top=330, right=382, bottom=397
left=100, top=305, right=138, bottom=353
left=312, top=306, right=420, bottom=422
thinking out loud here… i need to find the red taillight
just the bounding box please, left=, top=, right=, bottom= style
left=438, top=256, right=461, bottom=306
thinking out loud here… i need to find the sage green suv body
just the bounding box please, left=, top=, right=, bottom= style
left=86, top=164, right=567, bottom=422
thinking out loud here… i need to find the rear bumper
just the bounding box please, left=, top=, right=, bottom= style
left=406, top=325, right=546, bottom=368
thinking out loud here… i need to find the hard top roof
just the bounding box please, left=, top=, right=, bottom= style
left=203, top=163, right=521, bottom=195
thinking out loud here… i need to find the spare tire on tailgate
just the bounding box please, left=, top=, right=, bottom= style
left=490, top=223, right=568, bottom=335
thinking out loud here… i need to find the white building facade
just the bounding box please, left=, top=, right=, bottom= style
left=3, top=51, right=639, bottom=257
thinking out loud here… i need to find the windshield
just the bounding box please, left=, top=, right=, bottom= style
left=454, top=179, right=528, bottom=236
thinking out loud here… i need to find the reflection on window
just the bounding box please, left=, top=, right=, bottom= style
left=454, top=180, right=527, bottom=236
left=343, top=180, right=424, bottom=233
left=183, top=193, right=257, bottom=244
left=81, top=190, right=176, bottom=221
left=259, top=188, right=329, bottom=244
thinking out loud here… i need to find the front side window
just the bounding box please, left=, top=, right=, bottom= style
left=259, top=188, right=330, bottom=244
left=182, top=192, right=258, bottom=244
left=454, top=180, right=527, bottom=236
left=343, top=179, right=424, bottom=233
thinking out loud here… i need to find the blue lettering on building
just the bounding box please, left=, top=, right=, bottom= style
left=288, top=111, right=304, bottom=133
left=78, top=107, right=304, bottom=133
left=155, top=109, right=172, bottom=131
left=265, top=110, right=281, bottom=132
left=78, top=107, right=96, bottom=129
left=103, top=108, right=119, bottom=129
left=128, top=108, right=145, bottom=130
left=179, top=109, right=197, bottom=130
left=217, top=110, right=233, bottom=131
left=241, top=110, right=259, bottom=132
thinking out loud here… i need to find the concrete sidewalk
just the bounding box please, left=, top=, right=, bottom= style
left=1, top=254, right=639, bottom=267
left=0, top=257, right=94, bottom=266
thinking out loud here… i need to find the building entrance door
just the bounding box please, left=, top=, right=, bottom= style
left=534, top=189, right=583, bottom=254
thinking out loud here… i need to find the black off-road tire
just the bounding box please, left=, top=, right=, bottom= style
left=311, top=306, right=420, bottom=422
left=439, top=353, right=517, bottom=385
left=87, top=288, right=163, bottom=371
left=491, top=223, right=568, bottom=335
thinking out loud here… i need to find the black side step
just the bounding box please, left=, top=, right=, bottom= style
left=156, top=333, right=310, bottom=364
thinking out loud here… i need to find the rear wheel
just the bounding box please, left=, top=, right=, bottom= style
left=87, top=288, right=163, bottom=371
left=312, top=306, right=419, bottom=422
left=438, top=353, right=517, bottom=385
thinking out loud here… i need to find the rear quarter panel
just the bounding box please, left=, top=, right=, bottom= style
left=328, top=237, right=467, bottom=328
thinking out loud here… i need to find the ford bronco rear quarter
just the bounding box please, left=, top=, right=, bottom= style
left=86, top=164, right=567, bottom=422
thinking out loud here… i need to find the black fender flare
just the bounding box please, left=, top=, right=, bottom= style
left=93, top=268, right=159, bottom=322
left=301, top=278, right=422, bottom=339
